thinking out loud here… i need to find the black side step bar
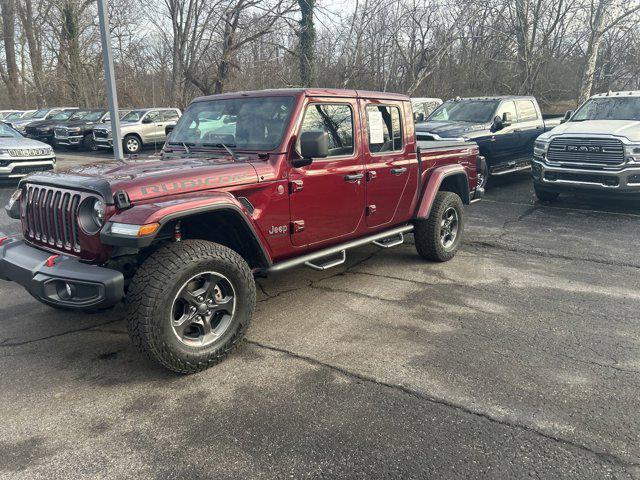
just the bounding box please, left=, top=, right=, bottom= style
left=267, top=225, right=414, bottom=274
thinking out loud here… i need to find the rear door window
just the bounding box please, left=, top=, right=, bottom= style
left=366, top=105, right=403, bottom=153
left=300, top=104, right=354, bottom=158
left=516, top=100, right=538, bottom=121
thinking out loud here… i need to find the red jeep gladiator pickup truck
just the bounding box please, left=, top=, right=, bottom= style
left=0, top=88, right=484, bottom=373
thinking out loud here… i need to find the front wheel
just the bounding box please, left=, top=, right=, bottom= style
left=83, top=133, right=98, bottom=152
left=414, top=191, right=464, bottom=262
left=477, top=161, right=489, bottom=190
left=127, top=240, right=256, bottom=374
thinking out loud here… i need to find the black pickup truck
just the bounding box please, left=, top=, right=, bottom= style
left=53, top=109, right=130, bottom=151
left=416, top=96, right=563, bottom=187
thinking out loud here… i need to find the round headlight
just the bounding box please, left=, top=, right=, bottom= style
left=93, top=200, right=106, bottom=223
left=78, top=197, right=106, bottom=234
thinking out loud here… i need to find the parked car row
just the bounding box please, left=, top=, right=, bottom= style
left=2, top=106, right=181, bottom=152
left=0, top=106, right=182, bottom=178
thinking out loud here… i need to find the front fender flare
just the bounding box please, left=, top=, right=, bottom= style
left=415, top=165, right=469, bottom=219
left=100, top=191, right=272, bottom=266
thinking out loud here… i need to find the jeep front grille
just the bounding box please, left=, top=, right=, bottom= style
left=22, top=185, right=83, bottom=253
left=9, top=148, right=50, bottom=157
left=547, top=138, right=624, bottom=166
left=54, top=127, right=68, bottom=138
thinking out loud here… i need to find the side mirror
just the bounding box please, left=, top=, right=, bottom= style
left=493, top=115, right=504, bottom=130
left=293, top=131, right=328, bottom=168
left=414, top=113, right=425, bottom=123
left=502, top=112, right=512, bottom=127
left=142, top=117, right=153, bottom=124
left=165, top=124, right=175, bottom=136
left=561, top=110, right=573, bottom=124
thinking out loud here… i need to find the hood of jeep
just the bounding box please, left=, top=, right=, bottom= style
left=25, top=156, right=259, bottom=203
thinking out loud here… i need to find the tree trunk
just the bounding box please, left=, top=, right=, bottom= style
left=1, top=0, right=22, bottom=106
left=297, top=0, right=315, bottom=86
left=514, top=0, right=532, bottom=94
left=578, top=0, right=608, bottom=104
left=60, top=1, right=89, bottom=106
left=17, top=0, right=44, bottom=103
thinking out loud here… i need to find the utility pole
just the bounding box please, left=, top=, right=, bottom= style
left=97, top=0, right=123, bottom=161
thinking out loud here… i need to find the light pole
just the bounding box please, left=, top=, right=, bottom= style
left=97, top=0, right=124, bottom=161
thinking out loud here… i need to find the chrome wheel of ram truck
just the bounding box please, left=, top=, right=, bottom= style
left=127, top=240, right=255, bottom=374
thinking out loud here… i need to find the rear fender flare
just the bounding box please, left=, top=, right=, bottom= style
left=415, top=165, right=469, bottom=219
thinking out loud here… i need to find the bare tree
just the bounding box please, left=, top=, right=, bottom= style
left=577, top=0, right=640, bottom=103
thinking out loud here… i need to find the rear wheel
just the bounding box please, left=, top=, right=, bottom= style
left=123, top=134, right=142, bottom=154
left=534, top=184, right=560, bottom=202
left=127, top=240, right=255, bottom=374
left=414, top=191, right=464, bottom=262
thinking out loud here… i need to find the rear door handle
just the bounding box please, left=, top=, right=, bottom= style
left=391, top=167, right=407, bottom=175
left=514, top=128, right=522, bottom=132
left=344, top=173, right=364, bottom=182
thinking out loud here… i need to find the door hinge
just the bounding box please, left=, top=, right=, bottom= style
left=289, top=180, right=304, bottom=193
left=366, top=205, right=377, bottom=216
left=291, top=220, right=305, bottom=233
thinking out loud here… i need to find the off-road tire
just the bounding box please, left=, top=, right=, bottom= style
left=414, top=191, right=464, bottom=262
left=123, top=134, right=142, bottom=154
left=83, top=133, right=98, bottom=152
left=127, top=240, right=255, bottom=374
left=534, top=184, right=560, bottom=202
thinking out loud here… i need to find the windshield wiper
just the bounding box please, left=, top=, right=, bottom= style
left=202, top=142, right=239, bottom=161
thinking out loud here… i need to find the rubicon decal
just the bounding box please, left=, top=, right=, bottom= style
left=140, top=173, right=250, bottom=196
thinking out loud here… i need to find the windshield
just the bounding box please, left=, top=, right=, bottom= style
left=50, top=110, right=75, bottom=121
left=5, top=112, right=25, bottom=121
left=169, top=96, right=295, bottom=151
left=121, top=110, right=147, bottom=122
left=80, top=110, right=106, bottom=122
left=572, top=97, right=640, bottom=121
left=428, top=100, right=498, bottom=123
left=0, top=123, right=21, bottom=138
left=32, top=109, right=50, bottom=120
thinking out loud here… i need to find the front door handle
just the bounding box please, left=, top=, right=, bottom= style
left=344, top=173, right=364, bottom=183
left=391, top=167, right=407, bottom=175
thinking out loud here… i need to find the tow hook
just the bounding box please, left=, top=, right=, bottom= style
left=45, top=255, right=60, bottom=268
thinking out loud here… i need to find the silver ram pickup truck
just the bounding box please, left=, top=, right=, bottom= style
left=92, top=108, right=181, bottom=154
left=533, top=90, right=640, bottom=201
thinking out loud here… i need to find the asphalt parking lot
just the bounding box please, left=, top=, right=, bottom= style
left=1, top=152, right=640, bottom=479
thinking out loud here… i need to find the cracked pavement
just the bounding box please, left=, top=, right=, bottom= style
left=1, top=165, right=640, bottom=479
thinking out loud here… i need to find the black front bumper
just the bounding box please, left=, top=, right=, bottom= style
left=0, top=234, right=124, bottom=310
